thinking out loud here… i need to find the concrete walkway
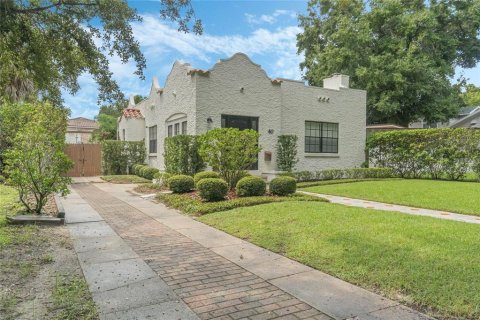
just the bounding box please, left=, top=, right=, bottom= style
left=300, top=191, right=480, bottom=225
left=61, top=182, right=433, bottom=320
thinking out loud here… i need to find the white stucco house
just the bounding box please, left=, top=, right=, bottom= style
left=118, top=53, right=367, bottom=178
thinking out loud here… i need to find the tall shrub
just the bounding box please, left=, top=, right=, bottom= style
left=276, top=135, right=298, bottom=172
left=4, top=102, right=72, bottom=214
left=102, top=141, right=146, bottom=175
left=367, top=129, right=480, bottom=180
left=199, top=128, right=261, bottom=189
left=164, top=135, right=205, bottom=175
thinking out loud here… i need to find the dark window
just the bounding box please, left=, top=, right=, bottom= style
left=305, top=121, right=338, bottom=153
left=167, top=125, right=173, bottom=137
left=149, top=126, right=157, bottom=153
left=221, top=115, right=259, bottom=170
left=174, top=123, right=180, bottom=136
left=181, top=121, right=187, bottom=134
left=122, top=129, right=125, bottom=141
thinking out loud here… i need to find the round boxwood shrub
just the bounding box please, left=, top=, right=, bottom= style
left=168, top=175, right=194, bottom=193
left=136, top=165, right=147, bottom=177
left=197, top=178, right=228, bottom=201
left=236, top=176, right=266, bottom=197
left=131, top=164, right=143, bottom=175
left=269, top=176, right=296, bottom=196
left=142, top=167, right=159, bottom=180
left=194, top=171, right=220, bottom=185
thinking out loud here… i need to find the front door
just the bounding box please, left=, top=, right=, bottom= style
left=221, top=115, right=259, bottom=170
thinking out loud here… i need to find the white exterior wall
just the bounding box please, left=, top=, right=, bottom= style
left=280, top=81, right=366, bottom=171
left=138, top=62, right=197, bottom=169
left=120, top=53, right=367, bottom=175
left=195, top=54, right=282, bottom=174
left=117, top=118, right=145, bottom=142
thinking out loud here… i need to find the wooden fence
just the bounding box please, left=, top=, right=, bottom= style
left=64, top=144, right=102, bottom=177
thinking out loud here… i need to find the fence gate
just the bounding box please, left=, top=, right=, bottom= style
left=64, top=144, right=102, bottom=177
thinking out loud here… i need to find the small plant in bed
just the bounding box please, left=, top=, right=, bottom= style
left=157, top=192, right=326, bottom=216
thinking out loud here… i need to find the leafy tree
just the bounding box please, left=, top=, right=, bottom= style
left=461, top=84, right=480, bottom=107
left=199, top=128, right=261, bottom=189
left=276, top=135, right=298, bottom=172
left=4, top=102, right=72, bottom=214
left=298, top=0, right=480, bottom=125
left=0, top=100, right=69, bottom=170
left=164, top=135, right=205, bottom=175
left=91, top=113, right=118, bottom=141
left=0, top=1, right=201, bottom=104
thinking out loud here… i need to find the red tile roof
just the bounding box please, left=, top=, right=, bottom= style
left=67, top=117, right=98, bottom=130
left=122, top=108, right=144, bottom=119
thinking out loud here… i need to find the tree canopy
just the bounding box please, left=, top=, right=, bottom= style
left=297, top=0, right=480, bottom=125
left=461, top=84, right=480, bottom=107
left=0, top=0, right=201, bottom=105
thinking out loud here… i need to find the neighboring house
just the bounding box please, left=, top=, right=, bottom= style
left=118, top=53, right=367, bottom=178
left=366, top=124, right=406, bottom=138
left=409, top=107, right=480, bottom=129
left=449, top=106, right=480, bottom=128
left=66, top=117, right=99, bottom=144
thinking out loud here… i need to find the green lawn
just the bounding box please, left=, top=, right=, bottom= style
left=0, top=184, right=22, bottom=246
left=100, top=175, right=150, bottom=184
left=199, top=201, right=480, bottom=319
left=302, top=179, right=480, bottom=216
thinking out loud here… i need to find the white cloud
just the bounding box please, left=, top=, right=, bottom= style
left=65, top=14, right=304, bottom=118
left=133, top=14, right=302, bottom=76
left=245, top=10, right=297, bottom=25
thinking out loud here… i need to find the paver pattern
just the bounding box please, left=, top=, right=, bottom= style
left=74, top=183, right=331, bottom=320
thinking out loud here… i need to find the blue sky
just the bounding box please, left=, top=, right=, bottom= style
left=65, top=0, right=480, bottom=119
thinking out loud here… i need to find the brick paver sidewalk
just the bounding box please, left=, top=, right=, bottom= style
left=74, top=183, right=331, bottom=320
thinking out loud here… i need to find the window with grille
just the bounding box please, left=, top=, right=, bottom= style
left=167, top=125, right=173, bottom=137
left=305, top=121, right=338, bottom=153
left=149, top=125, right=157, bottom=153
left=174, top=123, right=180, bottom=135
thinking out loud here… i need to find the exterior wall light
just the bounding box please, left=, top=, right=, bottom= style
left=207, top=117, right=213, bottom=123
left=268, top=129, right=274, bottom=134
left=240, top=87, right=245, bottom=93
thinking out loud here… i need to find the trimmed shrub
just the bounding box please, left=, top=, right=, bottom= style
left=142, top=167, right=159, bottom=180
left=276, top=135, right=298, bottom=172
left=473, top=159, right=480, bottom=182
left=138, top=165, right=148, bottom=178
left=292, top=168, right=395, bottom=182
left=367, top=129, right=480, bottom=180
left=194, top=171, right=220, bottom=186
left=164, top=135, right=205, bottom=175
left=132, top=164, right=145, bottom=176
left=199, top=128, right=261, bottom=189
left=197, top=178, right=228, bottom=201
left=236, top=176, right=266, bottom=197
left=102, top=140, right=146, bottom=175
left=0, top=175, right=5, bottom=184
left=168, top=175, right=194, bottom=193
left=270, top=176, right=296, bottom=196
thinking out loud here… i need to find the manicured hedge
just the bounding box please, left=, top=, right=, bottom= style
left=236, top=176, right=266, bottom=197
left=168, top=175, right=194, bottom=193
left=197, top=178, right=228, bottom=201
left=290, top=168, right=395, bottom=182
left=194, top=171, right=220, bottom=186
left=164, top=135, right=205, bottom=175
left=270, top=176, right=296, bottom=196
left=102, top=141, right=146, bottom=175
left=367, top=128, right=480, bottom=180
